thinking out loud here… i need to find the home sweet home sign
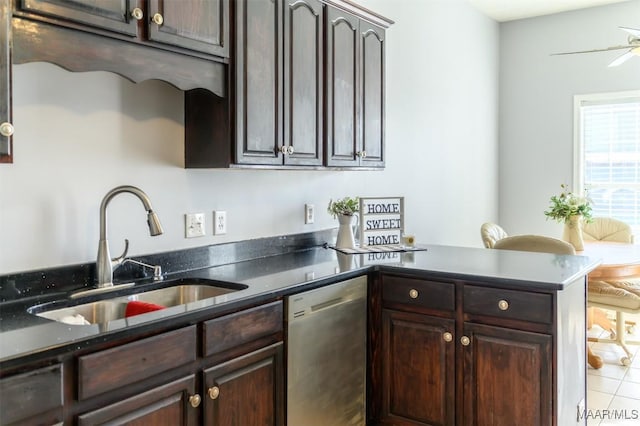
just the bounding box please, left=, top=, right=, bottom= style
left=359, top=197, right=404, bottom=246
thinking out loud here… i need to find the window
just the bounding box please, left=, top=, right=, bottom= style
left=574, top=91, right=640, bottom=239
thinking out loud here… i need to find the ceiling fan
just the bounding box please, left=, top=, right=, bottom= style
left=552, top=26, right=640, bottom=67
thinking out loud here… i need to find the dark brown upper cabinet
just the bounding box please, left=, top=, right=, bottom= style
left=2, top=0, right=229, bottom=163
left=326, top=6, right=386, bottom=168
left=186, top=0, right=326, bottom=168
left=283, top=0, right=324, bottom=166
left=232, top=0, right=283, bottom=166
left=147, top=0, right=229, bottom=57
left=184, top=0, right=392, bottom=169
left=17, top=0, right=229, bottom=57
left=233, top=0, right=323, bottom=167
left=0, top=1, right=12, bottom=163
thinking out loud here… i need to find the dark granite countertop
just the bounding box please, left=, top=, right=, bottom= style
left=0, top=239, right=601, bottom=370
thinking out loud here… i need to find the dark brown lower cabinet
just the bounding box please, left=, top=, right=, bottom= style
left=0, top=301, right=286, bottom=425
left=0, top=364, right=63, bottom=425
left=371, top=272, right=584, bottom=426
left=462, top=324, right=552, bottom=426
left=379, top=315, right=553, bottom=426
left=77, top=375, right=198, bottom=426
left=380, top=309, right=455, bottom=426
left=204, top=343, right=284, bottom=426
left=77, top=343, right=284, bottom=426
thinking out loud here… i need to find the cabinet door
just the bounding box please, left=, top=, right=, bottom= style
left=235, top=0, right=283, bottom=165
left=360, top=21, right=385, bottom=167
left=77, top=375, right=198, bottom=426
left=283, top=0, right=323, bottom=166
left=380, top=309, right=455, bottom=426
left=325, top=7, right=359, bottom=167
left=0, top=364, right=62, bottom=425
left=0, top=0, right=11, bottom=162
left=147, top=0, right=229, bottom=57
left=462, top=323, right=552, bottom=426
left=203, top=343, right=284, bottom=426
left=19, top=0, right=138, bottom=36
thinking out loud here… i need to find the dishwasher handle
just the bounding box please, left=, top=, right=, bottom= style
left=290, top=294, right=365, bottom=321
left=311, top=297, right=347, bottom=312
left=287, top=277, right=367, bottom=321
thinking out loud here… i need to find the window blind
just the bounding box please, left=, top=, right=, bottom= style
left=580, top=96, right=640, bottom=238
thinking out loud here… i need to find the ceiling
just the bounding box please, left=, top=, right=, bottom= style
left=467, top=0, right=633, bottom=22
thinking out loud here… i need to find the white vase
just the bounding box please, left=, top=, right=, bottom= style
left=336, top=214, right=357, bottom=249
left=562, top=214, right=584, bottom=251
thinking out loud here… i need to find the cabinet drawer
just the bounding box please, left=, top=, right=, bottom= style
left=0, top=364, right=62, bottom=425
left=464, top=286, right=552, bottom=324
left=78, top=326, right=197, bottom=400
left=382, top=275, right=455, bottom=312
left=203, top=300, right=283, bottom=357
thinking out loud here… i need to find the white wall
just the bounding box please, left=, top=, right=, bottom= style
left=0, top=0, right=499, bottom=274
left=499, top=0, right=640, bottom=237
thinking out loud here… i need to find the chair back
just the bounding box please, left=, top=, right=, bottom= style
left=480, top=223, right=508, bottom=248
left=582, top=217, right=634, bottom=243
left=493, top=235, right=576, bottom=255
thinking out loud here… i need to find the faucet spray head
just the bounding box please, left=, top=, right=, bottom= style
left=147, top=211, right=164, bottom=236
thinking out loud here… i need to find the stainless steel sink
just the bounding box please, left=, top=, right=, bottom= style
left=34, top=297, right=132, bottom=325
left=28, top=280, right=246, bottom=325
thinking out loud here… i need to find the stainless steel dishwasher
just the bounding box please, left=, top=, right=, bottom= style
left=286, top=276, right=367, bottom=426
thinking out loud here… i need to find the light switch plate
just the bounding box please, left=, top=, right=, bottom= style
left=185, top=213, right=205, bottom=238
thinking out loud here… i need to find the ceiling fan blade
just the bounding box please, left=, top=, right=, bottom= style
left=551, top=45, right=633, bottom=56
left=619, top=26, right=640, bottom=38
left=608, top=50, right=635, bottom=67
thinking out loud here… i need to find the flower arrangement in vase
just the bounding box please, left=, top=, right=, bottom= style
left=544, top=184, right=593, bottom=250
left=327, top=197, right=359, bottom=249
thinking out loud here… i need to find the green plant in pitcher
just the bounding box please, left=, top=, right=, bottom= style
left=327, top=197, right=359, bottom=218
left=544, top=184, right=593, bottom=223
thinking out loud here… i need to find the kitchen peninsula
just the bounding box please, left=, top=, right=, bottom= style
left=0, top=231, right=599, bottom=425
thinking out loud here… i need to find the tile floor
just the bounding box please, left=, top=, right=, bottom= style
left=586, top=312, right=640, bottom=425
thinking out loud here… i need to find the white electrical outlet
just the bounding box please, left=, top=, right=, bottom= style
left=305, top=204, right=315, bottom=224
left=185, top=213, right=205, bottom=238
left=214, top=211, right=227, bottom=235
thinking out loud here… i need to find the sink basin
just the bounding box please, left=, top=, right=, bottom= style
left=28, top=279, right=247, bottom=325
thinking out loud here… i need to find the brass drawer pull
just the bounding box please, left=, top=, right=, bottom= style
left=189, top=394, right=201, bottom=408
left=131, top=7, right=143, bottom=20
left=409, top=289, right=419, bottom=299
left=0, top=122, right=14, bottom=137
left=443, top=332, right=453, bottom=342
left=152, top=13, right=164, bottom=26
left=498, top=299, right=509, bottom=311
left=208, top=386, right=220, bottom=400
left=460, top=336, right=470, bottom=346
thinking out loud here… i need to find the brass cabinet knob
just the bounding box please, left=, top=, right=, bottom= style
left=443, top=332, right=453, bottom=342
left=287, top=145, right=294, bottom=155
left=280, top=146, right=288, bottom=154
left=498, top=299, right=509, bottom=311
left=409, top=289, right=419, bottom=299
left=189, top=394, right=201, bottom=408
left=208, top=386, right=220, bottom=400
left=152, top=13, right=164, bottom=26
left=356, top=151, right=367, bottom=158
left=0, top=122, right=14, bottom=137
left=460, top=336, right=470, bottom=346
left=131, top=7, right=143, bottom=20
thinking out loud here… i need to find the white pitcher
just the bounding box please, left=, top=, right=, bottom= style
left=336, top=214, right=359, bottom=249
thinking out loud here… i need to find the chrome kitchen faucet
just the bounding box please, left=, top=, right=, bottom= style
left=96, top=185, right=163, bottom=287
